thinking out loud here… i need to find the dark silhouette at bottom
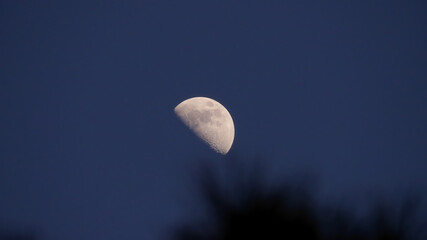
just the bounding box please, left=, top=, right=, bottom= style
left=171, top=157, right=424, bottom=240
left=0, top=228, right=38, bottom=240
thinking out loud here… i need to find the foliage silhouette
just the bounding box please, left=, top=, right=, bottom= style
left=171, top=157, right=424, bottom=240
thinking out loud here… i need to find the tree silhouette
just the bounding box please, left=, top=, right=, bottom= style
left=170, top=157, right=424, bottom=240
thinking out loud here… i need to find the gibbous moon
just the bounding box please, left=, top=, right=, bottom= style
left=174, top=97, right=235, bottom=155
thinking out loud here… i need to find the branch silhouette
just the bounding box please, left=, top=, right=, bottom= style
left=170, top=156, right=424, bottom=240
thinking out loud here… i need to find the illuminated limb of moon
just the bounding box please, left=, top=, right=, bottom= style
left=174, top=97, right=235, bottom=154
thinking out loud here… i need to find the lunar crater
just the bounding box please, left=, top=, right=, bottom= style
left=174, top=97, right=235, bottom=154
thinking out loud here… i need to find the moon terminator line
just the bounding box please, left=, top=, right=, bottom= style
left=174, top=97, right=235, bottom=154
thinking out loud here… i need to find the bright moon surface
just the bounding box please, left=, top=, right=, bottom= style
left=174, top=97, right=235, bottom=155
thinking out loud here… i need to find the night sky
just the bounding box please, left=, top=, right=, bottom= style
left=1, top=1, right=426, bottom=239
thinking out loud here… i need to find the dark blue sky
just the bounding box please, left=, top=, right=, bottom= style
left=1, top=1, right=426, bottom=239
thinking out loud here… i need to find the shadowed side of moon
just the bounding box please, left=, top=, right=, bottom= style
left=174, top=97, right=235, bottom=155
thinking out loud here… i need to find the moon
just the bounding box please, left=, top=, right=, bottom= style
left=174, top=97, right=235, bottom=155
